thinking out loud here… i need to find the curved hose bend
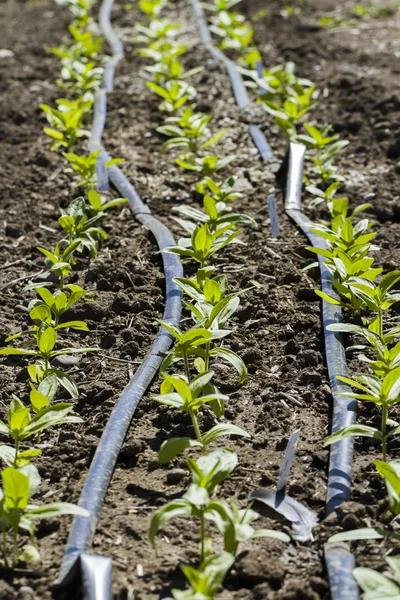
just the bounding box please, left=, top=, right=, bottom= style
left=188, top=0, right=274, bottom=161
left=285, top=142, right=359, bottom=600
left=57, top=0, right=183, bottom=587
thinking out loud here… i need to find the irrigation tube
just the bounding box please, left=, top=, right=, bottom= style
left=188, top=0, right=274, bottom=161
left=57, top=0, right=183, bottom=594
left=285, top=142, right=359, bottom=600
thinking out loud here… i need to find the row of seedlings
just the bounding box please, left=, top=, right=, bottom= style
left=0, top=0, right=127, bottom=569
left=205, top=0, right=400, bottom=595
left=133, top=1, right=291, bottom=598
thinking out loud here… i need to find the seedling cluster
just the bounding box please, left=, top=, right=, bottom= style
left=135, top=0, right=290, bottom=597
left=0, top=0, right=129, bottom=568
left=221, top=1, right=400, bottom=593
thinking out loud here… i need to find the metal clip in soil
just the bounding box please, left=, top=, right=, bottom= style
left=189, top=0, right=275, bottom=163
left=267, top=193, right=280, bottom=238
left=284, top=141, right=360, bottom=599
left=250, top=429, right=318, bottom=543
left=56, top=0, right=183, bottom=595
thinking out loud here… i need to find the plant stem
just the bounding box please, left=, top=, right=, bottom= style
left=12, top=526, right=18, bottom=568
left=204, top=342, right=210, bottom=372
left=378, top=307, right=383, bottom=338
left=189, top=410, right=202, bottom=445
left=183, top=349, right=190, bottom=381
left=14, top=439, right=19, bottom=468
left=44, top=354, right=49, bottom=377
left=382, top=404, right=388, bottom=461
left=200, top=511, right=205, bottom=563
left=2, top=532, right=9, bottom=569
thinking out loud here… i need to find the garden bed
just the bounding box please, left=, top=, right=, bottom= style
left=1, top=0, right=400, bottom=598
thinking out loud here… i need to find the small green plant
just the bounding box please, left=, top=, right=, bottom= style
left=0, top=467, right=88, bottom=567
left=173, top=194, right=256, bottom=232
left=150, top=449, right=237, bottom=560
left=157, top=108, right=227, bottom=155
left=63, top=152, right=125, bottom=188
left=175, top=154, right=236, bottom=176
left=263, top=89, right=317, bottom=138
left=138, top=0, right=167, bottom=17
left=57, top=59, right=104, bottom=96
left=325, top=365, right=400, bottom=460
left=134, top=19, right=180, bottom=45
left=243, top=61, right=313, bottom=104
left=155, top=371, right=249, bottom=462
left=40, top=99, right=91, bottom=150
left=195, top=176, right=241, bottom=203
left=49, top=25, right=103, bottom=62
left=0, top=390, right=81, bottom=468
left=170, top=552, right=235, bottom=600
left=58, top=196, right=107, bottom=257
left=354, top=556, right=400, bottom=600
left=0, top=325, right=98, bottom=398
left=210, top=10, right=254, bottom=51
left=147, top=80, right=196, bottom=112
left=163, top=223, right=239, bottom=268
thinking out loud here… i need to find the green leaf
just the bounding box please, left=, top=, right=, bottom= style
left=353, top=567, right=400, bottom=596
left=382, top=367, right=400, bottom=404
left=328, top=528, right=385, bottom=543
left=149, top=499, right=193, bottom=549
left=38, top=327, right=56, bottom=354
left=30, top=388, right=49, bottom=413
left=2, top=468, right=29, bottom=511
left=183, top=483, right=210, bottom=508
left=158, top=437, right=202, bottom=463
left=38, top=374, right=58, bottom=402
left=202, top=423, right=250, bottom=446
left=314, top=289, right=341, bottom=305
left=325, top=424, right=381, bottom=446
left=209, top=347, right=247, bottom=384
left=0, top=348, right=38, bottom=356
left=26, top=502, right=89, bottom=519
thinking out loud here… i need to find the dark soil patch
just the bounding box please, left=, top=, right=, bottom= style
left=1, top=0, right=400, bottom=598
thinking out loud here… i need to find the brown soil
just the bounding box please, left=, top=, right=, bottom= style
left=0, top=0, right=400, bottom=598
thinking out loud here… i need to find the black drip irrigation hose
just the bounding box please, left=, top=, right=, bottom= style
left=285, top=142, right=359, bottom=600
left=188, top=0, right=274, bottom=162
left=57, top=0, right=183, bottom=594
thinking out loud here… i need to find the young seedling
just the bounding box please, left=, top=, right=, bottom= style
left=175, top=154, right=236, bottom=176
left=58, top=196, right=107, bottom=257
left=147, top=80, right=196, bottom=112
left=63, top=152, right=125, bottom=188
left=210, top=11, right=254, bottom=51
left=0, top=324, right=98, bottom=398
left=173, top=195, right=256, bottom=233
left=40, top=99, right=91, bottom=151
left=57, top=59, right=104, bottom=96
left=138, top=0, right=167, bottom=18
left=155, top=371, right=249, bottom=462
left=163, top=223, right=240, bottom=269
left=170, top=552, right=235, bottom=600
left=134, top=19, right=180, bottom=46
left=205, top=500, right=290, bottom=554
left=195, top=176, right=241, bottom=203
left=150, top=449, right=237, bottom=561
left=325, top=364, right=400, bottom=460
left=33, top=239, right=83, bottom=291
left=0, top=390, right=81, bottom=468
left=157, top=111, right=227, bottom=156
left=0, top=467, right=88, bottom=567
